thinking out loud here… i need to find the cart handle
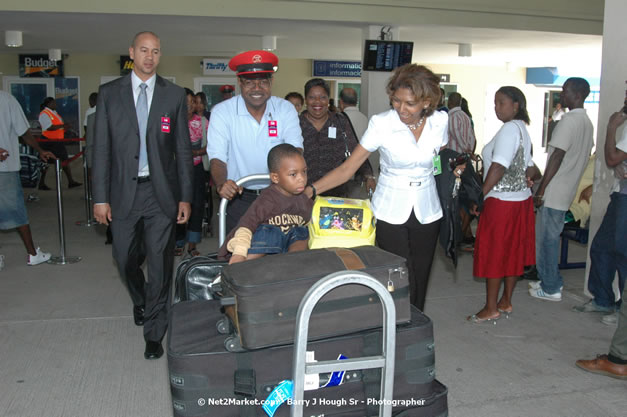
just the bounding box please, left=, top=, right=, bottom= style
left=291, top=271, right=396, bottom=417
left=217, top=174, right=271, bottom=246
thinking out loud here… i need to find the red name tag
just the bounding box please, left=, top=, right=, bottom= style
left=161, top=117, right=171, bottom=133
left=268, top=120, right=278, bottom=137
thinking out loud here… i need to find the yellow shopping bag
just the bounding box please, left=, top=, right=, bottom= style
left=308, top=196, right=376, bottom=249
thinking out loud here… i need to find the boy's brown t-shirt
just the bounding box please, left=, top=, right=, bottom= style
left=218, top=184, right=314, bottom=258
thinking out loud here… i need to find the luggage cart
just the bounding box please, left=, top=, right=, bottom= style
left=291, top=270, right=396, bottom=417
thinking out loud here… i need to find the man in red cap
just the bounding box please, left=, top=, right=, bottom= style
left=207, top=50, right=303, bottom=232
left=219, top=84, right=235, bottom=101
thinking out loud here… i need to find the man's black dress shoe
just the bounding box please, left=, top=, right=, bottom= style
left=133, top=305, right=145, bottom=326
left=144, top=341, right=164, bottom=360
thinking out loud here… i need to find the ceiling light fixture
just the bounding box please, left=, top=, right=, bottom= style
left=49, top=48, right=62, bottom=61
left=5, top=30, right=23, bottom=48
left=262, top=35, right=277, bottom=51
left=458, top=43, right=472, bottom=58
left=505, top=61, right=518, bottom=72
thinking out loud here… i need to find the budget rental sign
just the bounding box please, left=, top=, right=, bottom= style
left=19, top=54, right=64, bottom=77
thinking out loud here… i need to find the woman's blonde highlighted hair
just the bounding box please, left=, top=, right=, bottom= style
left=386, top=64, right=441, bottom=117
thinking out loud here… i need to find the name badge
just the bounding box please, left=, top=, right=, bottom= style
left=432, top=154, right=442, bottom=176
left=161, top=116, right=171, bottom=133
left=268, top=120, right=278, bottom=137
left=328, top=126, right=337, bottom=139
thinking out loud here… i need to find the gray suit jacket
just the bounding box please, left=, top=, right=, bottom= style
left=92, top=74, right=193, bottom=220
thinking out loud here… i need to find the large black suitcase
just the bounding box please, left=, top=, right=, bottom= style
left=221, top=246, right=411, bottom=350
left=173, top=255, right=227, bottom=303
left=167, top=300, right=447, bottom=417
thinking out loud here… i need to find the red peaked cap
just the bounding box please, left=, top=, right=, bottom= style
left=229, top=50, right=278, bottom=76
left=219, top=85, right=235, bottom=93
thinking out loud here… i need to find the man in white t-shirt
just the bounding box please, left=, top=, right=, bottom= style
left=0, top=91, right=56, bottom=266
left=575, top=109, right=627, bottom=379
left=530, top=77, right=594, bottom=301
left=82, top=92, right=97, bottom=135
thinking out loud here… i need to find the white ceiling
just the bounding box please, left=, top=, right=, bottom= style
left=0, top=11, right=603, bottom=75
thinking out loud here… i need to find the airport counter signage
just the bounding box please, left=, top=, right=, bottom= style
left=120, top=55, right=134, bottom=75
left=19, top=54, right=64, bottom=78
left=313, top=60, right=361, bottom=78
left=203, top=59, right=235, bottom=75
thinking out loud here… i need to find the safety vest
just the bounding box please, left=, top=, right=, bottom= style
left=40, top=108, right=64, bottom=139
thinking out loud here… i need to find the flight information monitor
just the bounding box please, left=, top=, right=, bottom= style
left=362, top=40, right=414, bottom=71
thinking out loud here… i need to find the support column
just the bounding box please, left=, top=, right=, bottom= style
left=584, top=0, right=626, bottom=298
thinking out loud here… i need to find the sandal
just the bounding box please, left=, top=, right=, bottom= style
left=187, top=248, right=201, bottom=257
left=466, top=313, right=500, bottom=325
left=174, top=246, right=184, bottom=256
left=497, top=307, right=513, bottom=318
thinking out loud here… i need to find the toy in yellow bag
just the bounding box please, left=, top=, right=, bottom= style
left=308, top=195, right=376, bottom=248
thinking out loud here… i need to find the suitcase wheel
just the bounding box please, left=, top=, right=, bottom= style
left=216, top=318, right=231, bottom=334
left=224, top=336, right=245, bottom=353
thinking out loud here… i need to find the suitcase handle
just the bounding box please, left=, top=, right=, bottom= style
left=328, top=248, right=366, bottom=270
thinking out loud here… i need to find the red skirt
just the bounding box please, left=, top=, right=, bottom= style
left=473, top=197, right=535, bottom=279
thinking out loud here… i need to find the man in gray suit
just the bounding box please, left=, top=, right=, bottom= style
left=92, top=31, right=193, bottom=359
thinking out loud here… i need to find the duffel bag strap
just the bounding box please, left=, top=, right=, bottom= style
left=328, top=248, right=366, bottom=270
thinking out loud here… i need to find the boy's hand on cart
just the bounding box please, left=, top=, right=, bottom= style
left=229, top=254, right=246, bottom=264
left=217, top=180, right=243, bottom=200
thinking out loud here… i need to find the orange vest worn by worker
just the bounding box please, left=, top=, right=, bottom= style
left=40, top=108, right=64, bottom=139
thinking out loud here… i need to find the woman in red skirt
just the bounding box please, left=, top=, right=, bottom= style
left=468, top=86, right=540, bottom=323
